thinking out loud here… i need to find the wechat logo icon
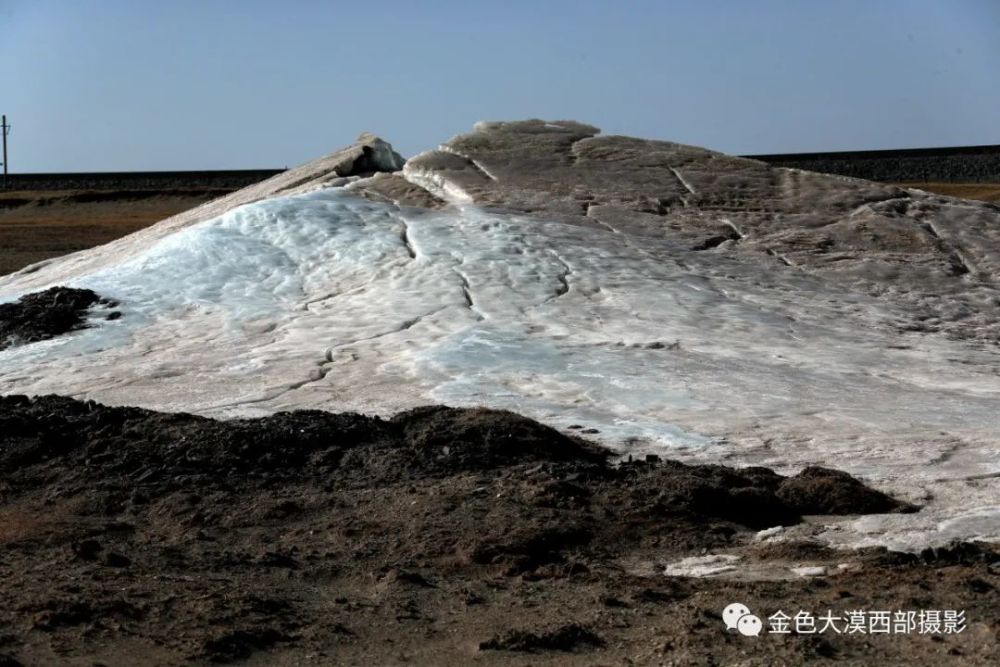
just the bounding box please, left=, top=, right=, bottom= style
left=723, top=602, right=763, bottom=636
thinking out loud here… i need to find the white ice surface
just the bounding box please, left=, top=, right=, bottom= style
left=663, top=554, right=742, bottom=578
left=1, top=188, right=998, bottom=552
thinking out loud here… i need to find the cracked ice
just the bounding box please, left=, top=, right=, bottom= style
left=2, top=187, right=1000, bottom=552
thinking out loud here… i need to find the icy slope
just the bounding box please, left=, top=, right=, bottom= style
left=0, top=133, right=405, bottom=293
left=1, top=185, right=999, bottom=552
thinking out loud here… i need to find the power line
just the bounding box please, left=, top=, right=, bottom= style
left=1, top=115, right=9, bottom=190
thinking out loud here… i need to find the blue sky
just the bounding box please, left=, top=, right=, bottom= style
left=1, top=0, right=998, bottom=172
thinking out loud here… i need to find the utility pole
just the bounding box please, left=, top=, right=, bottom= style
left=1, top=115, right=8, bottom=190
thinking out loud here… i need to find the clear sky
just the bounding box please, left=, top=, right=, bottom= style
left=1, top=0, right=998, bottom=172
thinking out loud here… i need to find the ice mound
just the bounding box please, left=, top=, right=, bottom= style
left=1, top=123, right=998, bottom=553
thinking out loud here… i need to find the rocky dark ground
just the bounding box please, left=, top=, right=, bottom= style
left=0, top=394, right=996, bottom=665
left=0, top=287, right=120, bottom=351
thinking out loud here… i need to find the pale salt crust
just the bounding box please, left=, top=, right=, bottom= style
left=1, top=187, right=998, bottom=554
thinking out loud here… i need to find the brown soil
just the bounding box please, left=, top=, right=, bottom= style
left=0, top=395, right=996, bottom=665
left=0, top=190, right=226, bottom=276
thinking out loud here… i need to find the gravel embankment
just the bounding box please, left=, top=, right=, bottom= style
left=747, top=145, right=1000, bottom=183
left=2, top=169, right=284, bottom=192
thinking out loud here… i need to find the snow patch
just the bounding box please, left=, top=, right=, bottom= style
left=663, top=554, right=741, bottom=577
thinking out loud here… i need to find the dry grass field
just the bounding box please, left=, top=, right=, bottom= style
left=895, top=182, right=1000, bottom=203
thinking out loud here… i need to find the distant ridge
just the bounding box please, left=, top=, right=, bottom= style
left=3, top=169, right=285, bottom=191
left=746, top=144, right=1000, bottom=160
left=745, top=144, right=1000, bottom=183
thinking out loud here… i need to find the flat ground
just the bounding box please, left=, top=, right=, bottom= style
left=1, top=182, right=998, bottom=278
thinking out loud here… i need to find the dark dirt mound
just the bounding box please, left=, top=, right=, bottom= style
left=1, top=395, right=991, bottom=666
left=0, top=287, right=119, bottom=350
left=201, top=628, right=291, bottom=663
left=479, top=623, right=605, bottom=652
left=606, top=459, right=912, bottom=532
left=390, top=405, right=610, bottom=472
left=0, top=397, right=605, bottom=487
left=776, top=465, right=917, bottom=515
left=0, top=396, right=908, bottom=530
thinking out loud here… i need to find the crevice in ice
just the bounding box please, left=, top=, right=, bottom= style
left=337, top=143, right=405, bottom=178
left=950, top=471, right=1000, bottom=482
left=330, top=307, right=452, bottom=351
left=447, top=254, right=485, bottom=320
left=302, top=284, right=372, bottom=311
left=453, top=268, right=480, bottom=316
left=208, top=306, right=449, bottom=410
left=555, top=272, right=570, bottom=298
left=401, top=154, right=475, bottom=205
left=399, top=218, right=417, bottom=260
left=722, top=219, right=745, bottom=240
left=568, top=137, right=591, bottom=166
left=926, top=439, right=964, bottom=466
left=691, top=230, right=741, bottom=251
left=923, top=221, right=974, bottom=277
left=670, top=167, right=696, bottom=204
left=583, top=202, right=622, bottom=235
left=593, top=219, right=620, bottom=235
left=766, top=248, right=797, bottom=268
left=471, top=159, right=498, bottom=181
left=847, top=195, right=912, bottom=218
left=283, top=361, right=334, bottom=393
left=439, top=145, right=498, bottom=181
left=544, top=250, right=572, bottom=302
